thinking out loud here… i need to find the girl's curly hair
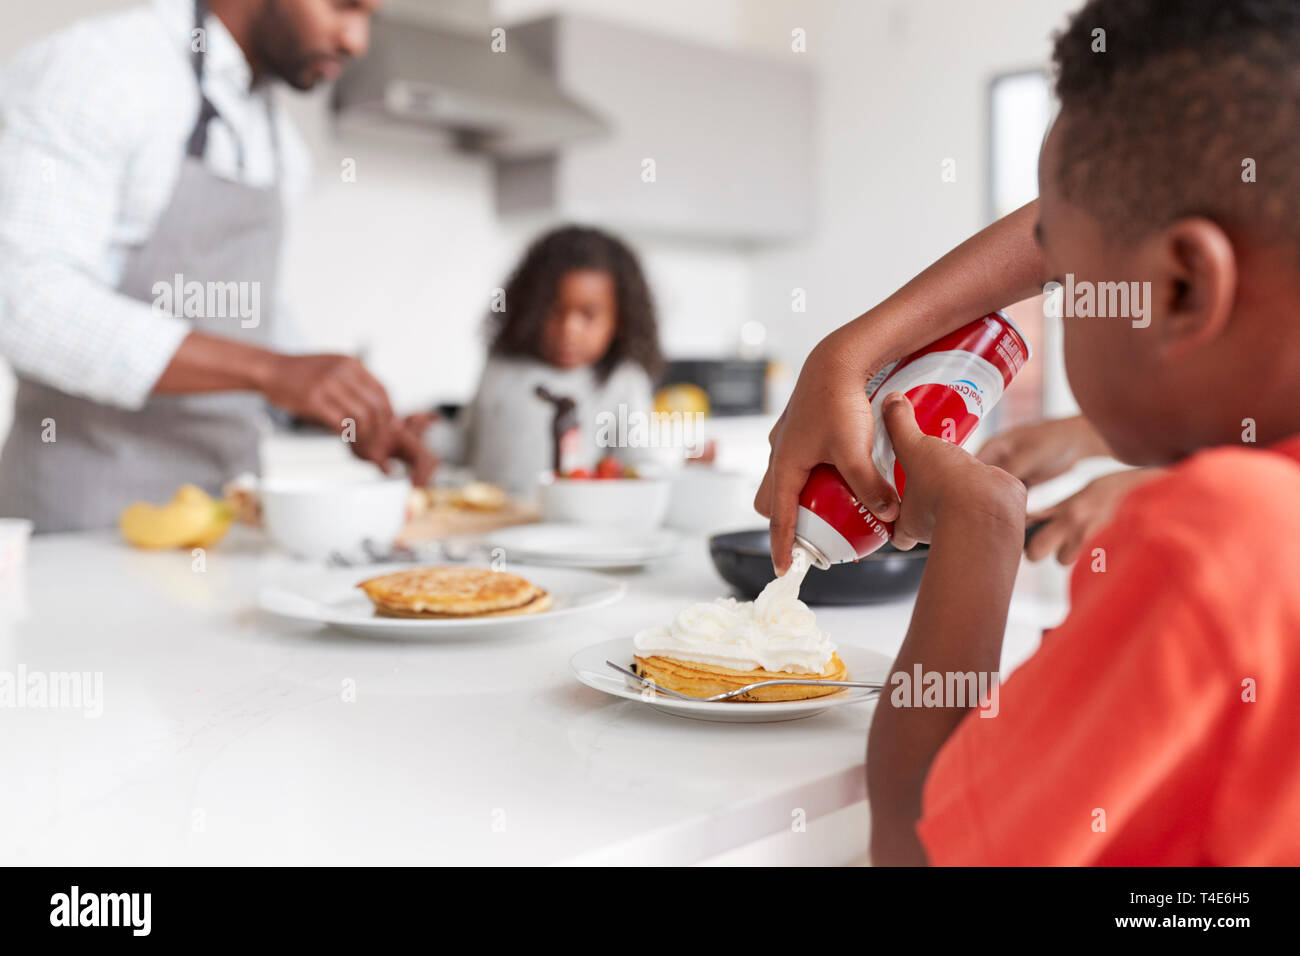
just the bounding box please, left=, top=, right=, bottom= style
left=487, top=225, right=663, bottom=383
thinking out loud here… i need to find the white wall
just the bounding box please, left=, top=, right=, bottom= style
left=278, top=93, right=756, bottom=409
left=742, top=0, right=1078, bottom=365
left=277, top=24, right=760, bottom=409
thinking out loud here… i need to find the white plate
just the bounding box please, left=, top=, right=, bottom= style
left=489, top=524, right=680, bottom=567
left=571, top=637, right=891, bottom=723
left=488, top=554, right=675, bottom=571
left=258, top=563, right=625, bottom=640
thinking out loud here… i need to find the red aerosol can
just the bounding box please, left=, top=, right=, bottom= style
left=793, top=311, right=1031, bottom=568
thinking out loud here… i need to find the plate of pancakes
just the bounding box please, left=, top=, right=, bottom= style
left=258, top=563, right=625, bottom=639
left=570, top=638, right=891, bottom=723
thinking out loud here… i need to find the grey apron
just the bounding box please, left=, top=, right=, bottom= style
left=0, top=0, right=281, bottom=533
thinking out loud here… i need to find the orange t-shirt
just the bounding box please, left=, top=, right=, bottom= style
left=917, top=435, right=1300, bottom=865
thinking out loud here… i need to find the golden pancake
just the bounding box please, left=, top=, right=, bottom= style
left=453, top=481, right=507, bottom=512
left=357, top=566, right=547, bottom=618
left=371, top=591, right=552, bottom=619
left=632, top=652, right=848, bottom=702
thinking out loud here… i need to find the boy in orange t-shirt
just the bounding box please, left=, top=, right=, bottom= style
left=757, top=0, right=1300, bottom=865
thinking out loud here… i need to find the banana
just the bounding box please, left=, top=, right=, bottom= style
left=183, top=502, right=234, bottom=547
left=119, top=484, right=234, bottom=550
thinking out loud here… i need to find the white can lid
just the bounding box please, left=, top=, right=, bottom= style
left=993, top=309, right=1034, bottom=363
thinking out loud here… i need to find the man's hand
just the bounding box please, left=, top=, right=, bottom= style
left=754, top=330, right=900, bottom=573
left=1026, top=467, right=1163, bottom=564
left=976, top=415, right=1109, bottom=487
left=881, top=392, right=1027, bottom=550
left=352, top=415, right=437, bottom=486
left=152, top=335, right=434, bottom=483
left=261, top=353, right=435, bottom=484
left=261, top=353, right=392, bottom=435
left=403, top=410, right=439, bottom=439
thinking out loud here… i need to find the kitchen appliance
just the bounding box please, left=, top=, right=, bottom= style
left=332, top=11, right=607, bottom=157
left=660, top=359, right=768, bottom=417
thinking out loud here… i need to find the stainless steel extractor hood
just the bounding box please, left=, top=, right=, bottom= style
left=331, top=15, right=609, bottom=158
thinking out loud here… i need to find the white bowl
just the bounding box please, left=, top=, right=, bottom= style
left=0, top=518, right=33, bottom=576
left=665, top=468, right=759, bottom=534
left=538, top=475, right=670, bottom=531
left=261, top=476, right=410, bottom=559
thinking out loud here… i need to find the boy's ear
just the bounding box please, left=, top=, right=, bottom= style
left=1150, top=217, right=1237, bottom=356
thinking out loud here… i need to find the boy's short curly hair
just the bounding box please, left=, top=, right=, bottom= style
left=1051, top=0, right=1300, bottom=243
left=487, top=225, right=663, bottom=383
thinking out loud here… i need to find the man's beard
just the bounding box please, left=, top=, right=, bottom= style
left=275, top=51, right=344, bottom=91
left=250, top=0, right=343, bottom=90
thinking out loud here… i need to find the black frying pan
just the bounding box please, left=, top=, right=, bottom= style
left=708, top=529, right=928, bottom=606
left=1023, top=519, right=1049, bottom=551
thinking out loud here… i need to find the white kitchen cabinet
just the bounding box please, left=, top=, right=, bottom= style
left=497, top=15, right=815, bottom=243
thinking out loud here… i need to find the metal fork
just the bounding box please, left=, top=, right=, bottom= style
left=604, top=660, right=883, bottom=703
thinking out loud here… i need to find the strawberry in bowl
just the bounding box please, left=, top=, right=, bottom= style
left=541, top=457, right=667, bottom=529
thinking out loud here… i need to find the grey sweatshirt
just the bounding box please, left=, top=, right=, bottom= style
left=449, top=356, right=655, bottom=497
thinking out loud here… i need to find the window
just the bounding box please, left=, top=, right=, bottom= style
left=987, top=69, right=1075, bottom=424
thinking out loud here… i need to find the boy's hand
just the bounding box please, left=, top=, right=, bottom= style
left=1026, top=467, right=1163, bottom=564
left=754, top=330, right=900, bottom=573
left=976, top=415, right=1109, bottom=487
left=882, top=392, right=1027, bottom=550
left=867, top=392, right=1027, bottom=866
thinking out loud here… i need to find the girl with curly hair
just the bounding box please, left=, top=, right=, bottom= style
left=444, top=225, right=664, bottom=495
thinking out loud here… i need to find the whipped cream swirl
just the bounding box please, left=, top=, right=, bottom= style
left=633, top=547, right=834, bottom=674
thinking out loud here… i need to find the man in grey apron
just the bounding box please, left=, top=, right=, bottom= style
left=0, top=0, right=424, bottom=532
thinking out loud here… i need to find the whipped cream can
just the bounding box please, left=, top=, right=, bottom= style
left=793, top=311, right=1030, bottom=568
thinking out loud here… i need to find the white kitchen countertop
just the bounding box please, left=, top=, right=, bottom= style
left=0, top=525, right=1070, bottom=866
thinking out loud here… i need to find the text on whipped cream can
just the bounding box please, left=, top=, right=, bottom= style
left=793, top=311, right=1031, bottom=567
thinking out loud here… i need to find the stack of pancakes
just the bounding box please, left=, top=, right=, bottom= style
left=357, top=566, right=550, bottom=619
left=633, top=652, right=848, bottom=702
